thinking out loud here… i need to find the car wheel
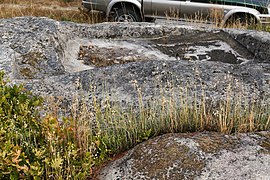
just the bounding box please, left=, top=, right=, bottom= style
left=112, top=6, right=142, bottom=22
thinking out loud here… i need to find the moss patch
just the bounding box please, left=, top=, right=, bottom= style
left=18, top=51, right=43, bottom=78
left=78, top=44, right=150, bottom=67
left=19, top=67, right=36, bottom=79
left=21, top=51, right=43, bottom=67
left=261, top=141, right=270, bottom=153
left=258, top=132, right=270, bottom=155
left=194, top=133, right=238, bottom=153
left=131, top=134, right=205, bottom=179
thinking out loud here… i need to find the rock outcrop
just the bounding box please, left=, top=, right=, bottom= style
left=1, top=17, right=270, bottom=179
left=98, top=131, right=270, bottom=180
left=0, top=17, right=270, bottom=109
left=0, top=17, right=270, bottom=111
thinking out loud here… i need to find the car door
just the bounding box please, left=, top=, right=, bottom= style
left=148, top=0, right=182, bottom=19
left=180, top=0, right=225, bottom=21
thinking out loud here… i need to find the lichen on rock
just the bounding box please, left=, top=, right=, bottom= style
left=98, top=132, right=270, bottom=180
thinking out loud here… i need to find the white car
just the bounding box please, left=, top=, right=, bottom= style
left=82, top=0, right=270, bottom=26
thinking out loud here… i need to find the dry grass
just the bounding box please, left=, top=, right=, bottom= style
left=62, top=78, right=270, bottom=158
left=0, top=0, right=80, bottom=7
left=0, top=0, right=105, bottom=23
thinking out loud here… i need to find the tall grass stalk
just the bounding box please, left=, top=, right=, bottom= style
left=83, top=81, right=269, bottom=160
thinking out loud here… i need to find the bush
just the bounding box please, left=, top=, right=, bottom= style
left=0, top=71, right=44, bottom=178
left=0, top=72, right=93, bottom=179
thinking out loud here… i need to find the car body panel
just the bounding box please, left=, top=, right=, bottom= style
left=82, top=0, right=107, bottom=12
left=150, top=0, right=181, bottom=17
left=142, top=0, right=152, bottom=15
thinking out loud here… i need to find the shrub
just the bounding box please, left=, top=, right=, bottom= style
left=0, top=72, right=93, bottom=179
left=0, top=71, right=44, bottom=178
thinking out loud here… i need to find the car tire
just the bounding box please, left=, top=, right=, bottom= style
left=112, top=6, right=142, bottom=22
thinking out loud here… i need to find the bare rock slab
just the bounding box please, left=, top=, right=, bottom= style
left=98, top=132, right=270, bottom=180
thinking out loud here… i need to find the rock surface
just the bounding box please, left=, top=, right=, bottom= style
left=0, top=17, right=270, bottom=110
left=98, top=131, right=270, bottom=180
